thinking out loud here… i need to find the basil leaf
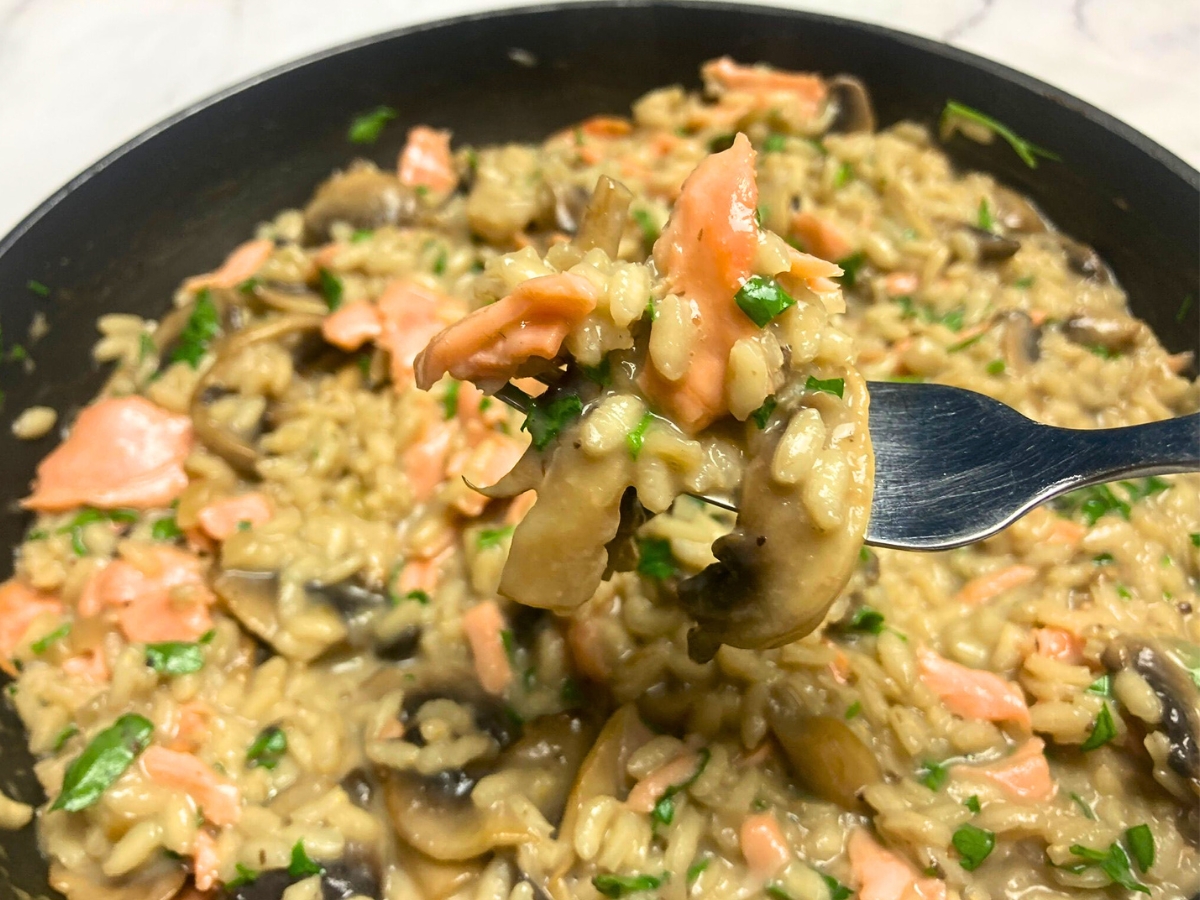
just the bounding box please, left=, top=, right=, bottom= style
left=636, top=537, right=677, bottom=580
left=1080, top=702, right=1117, bottom=751
left=522, top=393, right=583, bottom=451
left=246, top=725, right=288, bottom=770
left=170, top=291, right=221, bottom=368
left=287, top=840, right=325, bottom=878
left=626, top=412, right=654, bottom=460
left=1125, top=824, right=1155, bottom=873
left=952, top=823, right=995, bottom=871
left=591, top=873, right=664, bottom=898
left=805, top=376, right=845, bottom=398
left=347, top=106, right=397, bottom=144
left=735, top=276, right=795, bottom=327
left=52, top=714, right=154, bottom=811
left=941, top=101, right=1060, bottom=168
left=145, top=640, right=204, bottom=676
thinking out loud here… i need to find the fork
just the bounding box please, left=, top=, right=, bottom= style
left=495, top=381, right=1200, bottom=551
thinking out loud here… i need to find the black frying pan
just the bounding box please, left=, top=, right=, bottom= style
left=0, top=2, right=1196, bottom=895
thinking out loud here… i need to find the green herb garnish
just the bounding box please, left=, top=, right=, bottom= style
left=644, top=297, right=658, bottom=321
left=805, top=376, right=845, bottom=398
left=636, top=537, right=677, bottom=580
left=1125, top=824, right=1154, bottom=873
left=833, top=161, right=854, bottom=188
left=650, top=747, right=710, bottom=826
left=1065, top=842, right=1149, bottom=893
left=1069, top=791, right=1096, bottom=820
left=986, top=359, right=1005, bottom=375
left=170, top=291, right=220, bottom=368
left=977, top=198, right=995, bottom=232
left=592, top=873, right=664, bottom=898
left=965, top=794, right=981, bottom=813
left=26, top=279, right=50, bottom=297
left=432, top=247, right=448, bottom=275
left=632, top=209, right=659, bottom=250
left=521, top=393, right=583, bottom=451
left=347, top=105, right=397, bottom=144
left=708, top=134, right=735, bottom=153
left=287, top=840, right=325, bottom=878
left=1178, top=294, right=1195, bottom=324
left=441, top=380, right=460, bottom=419
left=686, top=858, right=709, bottom=883
left=145, top=640, right=205, bottom=675
left=53, top=723, right=79, bottom=752
left=318, top=268, right=344, bottom=311
left=52, top=714, right=154, bottom=811
left=350, top=229, right=374, bottom=243
left=845, top=701, right=862, bottom=720
left=31, top=623, right=71, bottom=655
left=1080, top=702, right=1117, bottom=751
left=477, top=525, right=515, bottom=550
left=917, top=759, right=948, bottom=791
left=626, top=412, right=654, bottom=460
left=952, top=823, right=995, bottom=871
left=580, top=356, right=612, bottom=386
left=762, top=134, right=787, bottom=153
left=560, top=677, right=583, bottom=706
left=836, top=251, right=866, bottom=288
left=151, top=516, right=183, bottom=541
left=1013, top=275, right=1035, bottom=289
left=226, top=863, right=260, bottom=889
left=941, top=101, right=1060, bottom=168
left=819, top=873, right=852, bottom=900
left=247, top=725, right=288, bottom=770
left=735, top=275, right=795, bottom=327
left=750, top=396, right=778, bottom=429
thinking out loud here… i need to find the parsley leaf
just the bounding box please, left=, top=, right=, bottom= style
left=170, top=291, right=220, bottom=368
left=986, top=359, right=1006, bottom=375
left=847, top=606, right=885, bottom=634
left=965, top=794, right=981, bottom=813
left=941, top=101, right=1060, bottom=168
left=592, top=873, right=664, bottom=898
left=246, top=725, right=288, bottom=770
left=833, top=160, right=854, bottom=188
left=636, top=537, right=677, bottom=580
left=441, top=380, right=460, bottom=419
left=151, top=516, right=183, bottom=541
left=26, top=279, right=50, bottom=297
left=145, top=640, right=205, bottom=675
left=31, top=623, right=71, bottom=654
left=762, top=134, right=787, bottom=153
left=1066, top=842, right=1149, bottom=893
left=347, top=105, right=397, bottom=144
left=952, top=823, right=995, bottom=871
left=977, top=198, right=995, bottom=232
left=287, top=840, right=325, bottom=878
left=805, top=375, right=845, bottom=398
left=477, top=525, right=515, bottom=550
left=521, top=393, right=583, bottom=450
left=1125, top=824, right=1154, bottom=873
left=836, top=251, right=867, bottom=288
left=52, top=714, right=154, bottom=811
left=631, top=209, right=660, bottom=250
left=580, top=356, right=612, bottom=386
left=1080, top=702, right=1117, bottom=751
left=318, top=268, right=344, bottom=311
left=1069, top=791, right=1096, bottom=819
left=227, top=863, right=259, bottom=888
left=819, top=873, right=852, bottom=900
left=751, top=396, right=778, bottom=429
left=917, top=759, right=949, bottom=791
left=650, top=748, right=710, bottom=826
left=735, top=275, right=795, bottom=327
left=626, top=412, right=654, bottom=460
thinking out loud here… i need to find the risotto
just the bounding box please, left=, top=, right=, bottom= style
left=1, top=57, right=1197, bottom=900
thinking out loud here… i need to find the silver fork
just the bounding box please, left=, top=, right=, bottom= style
left=495, top=381, right=1200, bottom=551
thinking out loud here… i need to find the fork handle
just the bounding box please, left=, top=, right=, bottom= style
left=1043, top=412, right=1200, bottom=495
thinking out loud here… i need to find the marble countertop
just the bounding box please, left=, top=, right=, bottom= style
left=0, top=0, right=1196, bottom=237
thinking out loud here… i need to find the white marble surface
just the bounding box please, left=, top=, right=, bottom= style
left=0, top=0, right=1196, bottom=237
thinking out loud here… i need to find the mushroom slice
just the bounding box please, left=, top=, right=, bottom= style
left=499, top=420, right=635, bottom=612
left=1000, top=310, right=1042, bottom=373
left=826, top=75, right=875, bottom=134
left=393, top=843, right=485, bottom=900
left=302, top=161, right=418, bottom=244
left=220, top=856, right=379, bottom=900
left=575, top=175, right=635, bottom=258
left=552, top=183, right=593, bottom=235
left=679, top=371, right=874, bottom=662
left=604, top=487, right=648, bottom=576
left=213, top=570, right=346, bottom=662
left=305, top=577, right=390, bottom=648
left=992, top=185, right=1046, bottom=233
left=49, top=862, right=184, bottom=900
left=1059, top=236, right=1113, bottom=283
left=1103, top=637, right=1200, bottom=795
left=967, top=226, right=1021, bottom=262
left=768, top=683, right=880, bottom=811
left=380, top=709, right=595, bottom=862
left=1061, top=313, right=1142, bottom=355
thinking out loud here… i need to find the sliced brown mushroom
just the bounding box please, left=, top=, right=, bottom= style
left=393, top=842, right=485, bottom=900
left=575, top=176, right=635, bottom=258
left=302, top=161, right=418, bottom=244
left=380, top=701, right=595, bottom=862
left=679, top=372, right=874, bottom=662
left=967, top=226, right=1021, bottom=262
left=826, top=75, right=876, bottom=134
left=604, top=487, right=648, bottom=577
left=1000, top=310, right=1042, bottom=373
left=49, top=862, right=184, bottom=900
left=305, top=577, right=390, bottom=647
left=212, top=570, right=346, bottom=662
left=1061, top=313, right=1141, bottom=355
left=992, top=185, right=1047, bottom=233
left=1059, top=236, right=1112, bottom=283
left=189, top=313, right=324, bottom=476
left=768, top=684, right=881, bottom=811
left=247, top=281, right=330, bottom=317
left=552, top=183, right=593, bottom=235
left=220, top=855, right=379, bottom=900
left=1102, top=637, right=1199, bottom=795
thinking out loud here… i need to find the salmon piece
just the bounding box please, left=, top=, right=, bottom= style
left=1030, top=627, right=1084, bottom=664
left=580, top=116, right=633, bottom=139
left=377, top=282, right=466, bottom=387
left=196, top=493, right=272, bottom=541
left=414, top=273, right=600, bottom=390
left=62, top=649, right=108, bottom=683
left=884, top=272, right=919, bottom=296
left=403, top=421, right=455, bottom=503
left=172, top=701, right=212, bottom=752
left=461, top=599, right=513, bottom=695
left=398, top=126, right=458, bottom=194
left=397, top=546, right=453, bottom=597
left=453, top=434, right=526, bottom=516
left=0, top=580, right=63, bottom=676
left=640, top=133, right=760, bottom=432
left=702, top=57, right=826, bottom=120
left=626, top=751, right=703, bottom=813
left=84, top=546, right=215, bottom=643
left=140, top=746, right=241, bottom=826
left=1045, top=518, right=1087, bottom=546
left=917, top=648, right=1031, bottom=729
left=953, top=737, right=1055, bottom=801
left=23, top=397, right=192, bottom=512
left=321, top=302, right=382, bottom=351
left=791, top=211, right=853, bottom=263
left=955, top=565, right=1037, bottom=606
left=191, top=830, right=221, bottom=892
left=567, top=615, right=611, bottom=682
left=183, top=239, right=273, bottom=293
left=739, top=812, right=791, bottom=879
left=847, top=829, right=946, bottom=900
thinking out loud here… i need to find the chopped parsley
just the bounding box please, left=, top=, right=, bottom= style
left=1178, top=294, right=1195, bottom=324
left=941, top=101, right=1060, bottom=168
left=441, top=380, right=460, bottom=419
left=952, top=823, right=995, bottom=871
left=644, top=297, right=658, bottom=321
left=1013, top=275, right=1035, bottom=289
left=591, top=873, right=664, bottom=898
left=750, top=395, right=778, bottom=429
left=1056, top=478, right=1168, bottom=526
left=735, top=275, right=795, bottom=327
left=138, top=333, right=157, bottom=364
left=1191, top=532, right=1200, bottom=547
left=977, top=198, right=995, bottom=232
left=762, top=134, right=787, bottom=153
left=636, top=537, right=677, bottom=580
left=522, top=392, right=583, bottom=451
left=580, top=356, right=612, bottom=386
left=1080, top=702, right=1117, bottom=751
left=347, top=105, right=397, bottom=144
left=805, top=375, right=845, bottom=398
left=52, top=723, right=79, bottom=752
left=916, top=759, right=949, bottom=791
left=287, top=840, right=325, bottom=879
left=1093, top=552, right=1115, bottom=565
left=833, top=161, right=854, bottom=188
left=477, top=525, right=515, bottom=550
left=227, top=863, right=260, bottom=889
left=1064, top=841, right=1149, bottom=893
left=626, top=412, right=654, bottom=460
left=686, top=858, right=710, bottom=883
left=31, top=623, right=71, bottom=655
left=947, top=330, right=986, bottom=352
left=151, top=516, right=183, bottom=541
left=170, top=291, right=220, bottom=368
left=651, top=747, right=710, bottom=826
left=836, top=251, right=867, bottom=288
left=247, top=726, right=288, bottom=770
left=765, top=887, right=791, bottom=900
left=432, top=246, right=448, bottom=275
left=57, top=508, right=138, bottom=557
left=52, top=714, right=154, bottom=811
left=318, top=268, right=344, bottom=310
left=819, top=873, right=852, bottom=900
left=632, top=209, right=659, bottom=250
left=145, top=640, right=205, bottom=676
left=560, top=677, right=584, bottom=706
left=985, top=359, right=1006, bottom=375
left=1125, top=824, right=1155, bottom=873
left=846, top=605, right=885, bottom=634
left=26, top=279, right=50, bottom=297
left=1069, top=791, right=1096, bottom=820
left=964, top=794, right=981, bottom=813
left=350, top=228, right=374, bottom=243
